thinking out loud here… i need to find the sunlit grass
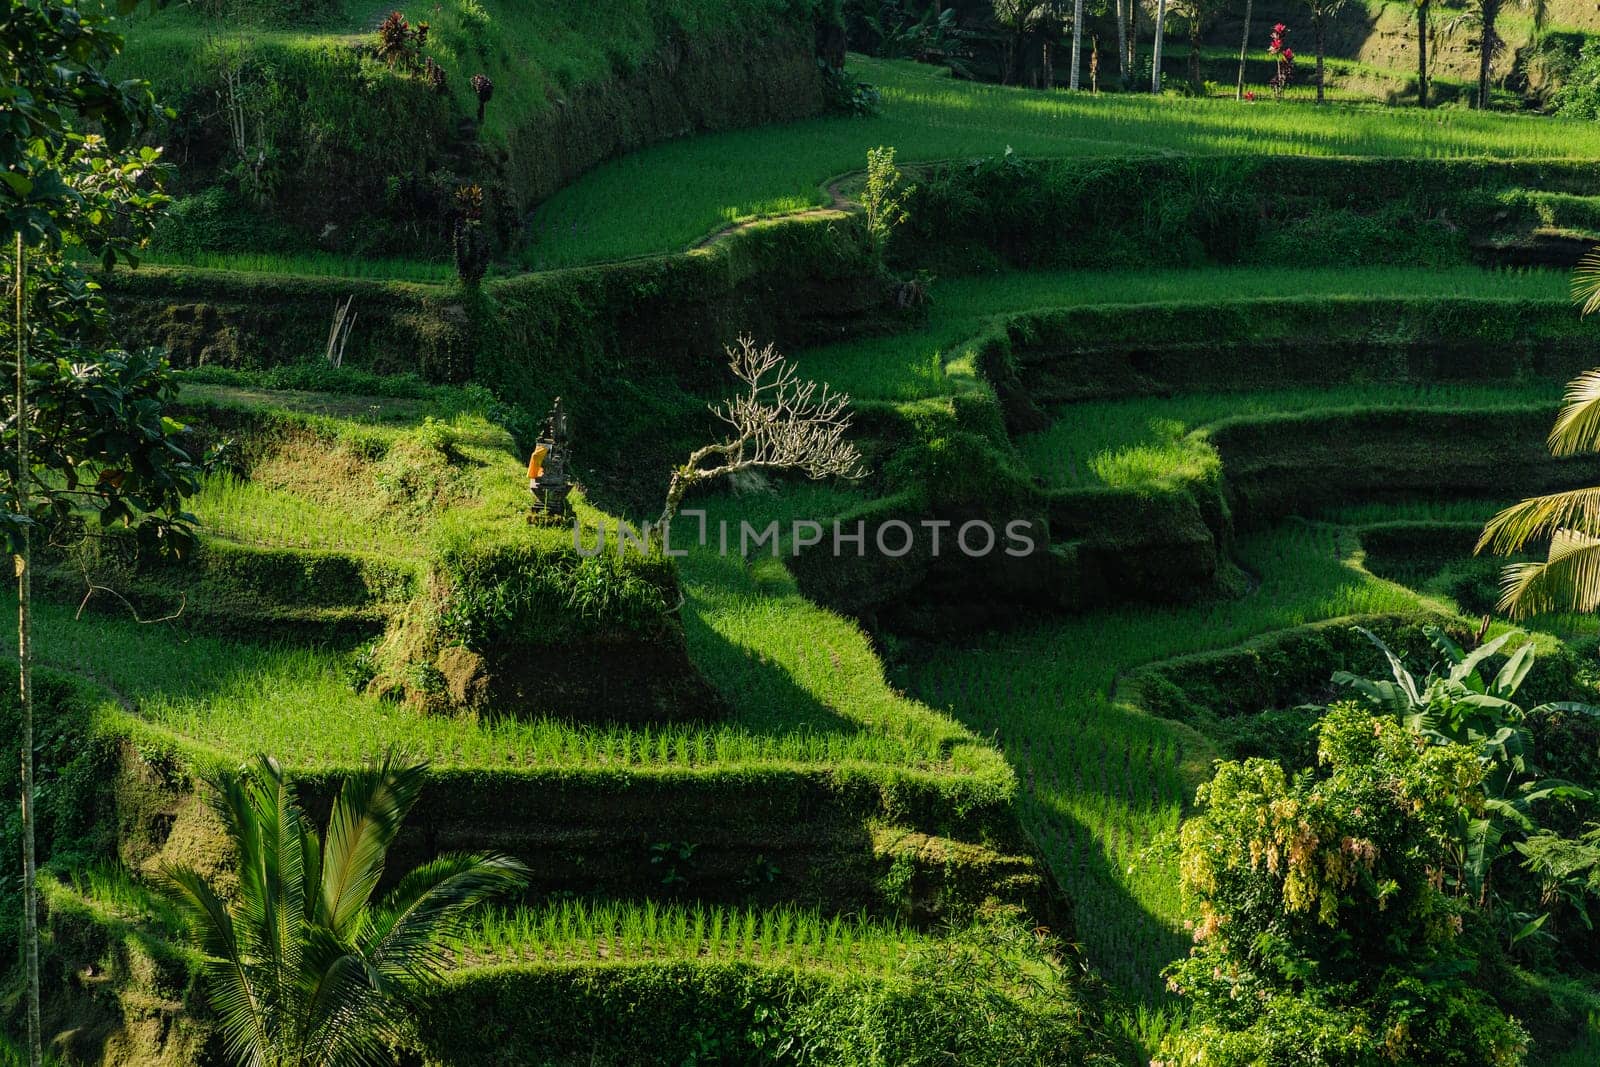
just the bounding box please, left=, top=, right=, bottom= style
left=520, top=57, right=1600, bottom=268
left=794, top=266, right=1568, bottom=402
left=189, top=475, right=418, bottom=557
left=1020, top=381, right=1564, bottom=490
left=124, top=248, right=455, bottom=283
left=899, top=517, right=1451, bottom=999
left=24, top=469, right=994, bottom=778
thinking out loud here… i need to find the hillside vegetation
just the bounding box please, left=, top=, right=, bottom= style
left=9, top=3, right=1600, bottom=1065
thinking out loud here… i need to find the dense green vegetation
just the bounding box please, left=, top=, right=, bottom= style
left=523, top=58, right=1600, bottom=267
left=13, top=0, right=1600, bottom=1063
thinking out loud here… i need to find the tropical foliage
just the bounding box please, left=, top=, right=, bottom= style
left=2, top=4, right=193, bottom=1063
left=1162, top=703, right=1530, bottom=1066
left=1162, top=627, right=1598, bottom=1065
left=1480, top=366, right=1600, bottom=615
left=160, top=754, right=528, bottom=1067
left=1333, top=625, right=1597, bottom=908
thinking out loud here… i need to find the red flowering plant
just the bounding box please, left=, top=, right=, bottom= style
left=1267, top=23, right=1295, bottom=101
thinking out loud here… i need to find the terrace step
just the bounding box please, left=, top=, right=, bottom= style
left=1471, top=228, right=1593, bottom=269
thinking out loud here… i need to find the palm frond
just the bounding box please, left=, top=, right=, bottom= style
left=1477, top=484, right=1600, bottom=555
left=361, top=852, right=529, bottom=984
left=158, top=865, right=272, bottom=1066
left=320, top=751, right=429, bottom=937
left=1549, top=368, right=1600, bottom=455
left=1573, top=245, right=1600, bottom=317
left=248, top=754, right=307, bottom=1033
left=1498, top=528, right=1600, bottom=617
left=295, top=929, right=399, bottom=1067
left=164, top=752, right=519, bottom=1066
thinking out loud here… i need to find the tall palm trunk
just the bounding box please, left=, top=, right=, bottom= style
left=1416, top=0, right=1430, bottom=107
left=1478, top=0, right=1500, bottom=108
left=1312, top=15, right=1327, bottom=102
left=1127, top=0, right=1140, bottom=88
left=1115, top=0, right=1129, bottom=87
left=1070, top=0, right=1084, bottom=88
left=1151, top=0, right=1167, bottom=90
left=1236, top=0, right=1253, bottom=99
left=14, top=234, right=40, bottom=1067
left=1189, top=9, right=1203, bottom=90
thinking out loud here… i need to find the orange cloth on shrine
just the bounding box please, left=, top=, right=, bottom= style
left=527, top=446, right=548, bottom=481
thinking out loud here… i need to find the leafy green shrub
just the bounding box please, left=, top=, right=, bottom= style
left=416, top=415, right=461, bottom=458
left=1162, top=704, right=1531, bottom=1067
left=820, top=60, right=881, bottom=116
left=437, top=542, right=674, bottom=651
left=863, top=146, right=913, bottom=255
left=0, top=674, right=115, bottom=946
left=1552, top=41, right=1600, bottom=118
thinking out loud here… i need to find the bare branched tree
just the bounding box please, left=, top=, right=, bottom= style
left=660, top=336, right=865, bottom=527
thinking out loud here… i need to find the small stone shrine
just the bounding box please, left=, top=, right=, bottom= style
left=527, top=397, right=572, bottom=517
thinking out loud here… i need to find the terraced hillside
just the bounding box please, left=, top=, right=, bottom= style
left=10, top=15, right=1600, bottom=1067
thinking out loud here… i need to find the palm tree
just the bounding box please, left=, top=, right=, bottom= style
left=1302, top=0, right=1350, bottom=103
left=1070, top=0, right=1085, bottom=87
left=1181, top=0, right=1218, bottom=91
left=1475, top=0, right=1504, bottom=108
left=1478, top=250, right=1600, bottom=616
left=1414, top=0, right=1432, bottom=107
left=1452, top=0, right=1540, bottom=109
left=161, top=753, right=528, bottom=1067
left=1152, top=0, right=1169, bottom=90
left=1116, top=0, right=1131, bottom=88
left=1235, top=0, right=1255, bottom=99
left=992, top=0, right=1053, bottom=84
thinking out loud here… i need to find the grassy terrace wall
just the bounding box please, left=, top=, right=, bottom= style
left=104, top=211, right=895, bottom=513
left=106, top=212, right=887, bottom=379
left=791, top=289, right=1600, bottom=622
left=34, top=870, right=1117, bottom=1067
left=894, top=156, right=1600, bottom=273
left=983, top=296, right=1592, bottom=426
left=1210, top=405, right=1600, bottom=525
left=104, top=716, right=1027, bottom=917
left=114, top=0, right=831, bottom=254
left=1123, top=611, right=1588, bottom=727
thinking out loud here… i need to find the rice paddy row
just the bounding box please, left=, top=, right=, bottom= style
left=794, top=264, right=1570, bottom=403
left=521, top=57, right=1600, bottom=269
left=900, top=515, right=1462, bottom=997
left=57, top=864, right=925, bottom=976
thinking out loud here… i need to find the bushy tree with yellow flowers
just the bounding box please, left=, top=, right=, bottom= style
left=1159, top=703, right=1531, bottom=1067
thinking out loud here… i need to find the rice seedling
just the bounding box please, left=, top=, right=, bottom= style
left=451, top=899, right=922, bottom=974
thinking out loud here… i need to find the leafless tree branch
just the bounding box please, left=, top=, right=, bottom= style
left=660, top=336, right=866, bottom=526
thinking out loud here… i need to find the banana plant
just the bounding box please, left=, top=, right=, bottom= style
left=1334, top=625, right=1598, bottom=906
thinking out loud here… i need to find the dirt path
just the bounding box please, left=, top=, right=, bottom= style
left=688, top=173, right=858, bottom=252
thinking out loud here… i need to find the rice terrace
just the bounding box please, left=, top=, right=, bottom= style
left=13, top=0, right=1600, bottom=1063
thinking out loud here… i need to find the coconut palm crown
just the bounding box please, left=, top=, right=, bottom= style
left=161, top=752, right=527, bottom=1067
left=1477, top=251, right=1600, bottom=617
